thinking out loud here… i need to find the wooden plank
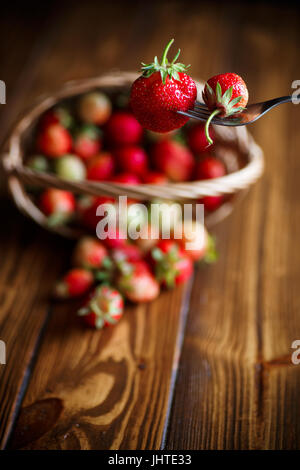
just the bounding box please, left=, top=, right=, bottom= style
left=3, top=1, right=194, bottom=450
left=165, top=3, right=300, bottom=450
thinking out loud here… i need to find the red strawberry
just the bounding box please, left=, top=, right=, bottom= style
left=73, top=124, right=101, bottom=160
left=39, top=188, right=75, bottom=225
left=106, top=111, right=143, bottom=146
left=135, top=224, right=160, bottom=253
left=78, top=92, right=112, bottom=125
left=72, top=236, right=108, bottom=270
left=117, top=260, right=160, bottom=303
left=130, top=39, right=197, bottom=133
left=37, top=123, right=72, bottom=158
left=111, top=244, right=143, bottom=263
left=143, top=171, right=169, bottom=185
left=178, top=220, right=208, bottom=261
left=110, top=173, right=141, bottom=185
left=203, top=73, right=248, bottom=144
left=54, top=268, right=94, bottom=299
left=78, top=285, right=124, bottom=329
left=87, top=152, right=115, bottom=181
left=200, top=195, right=224, bottom=212
left=40, top=107, right=73, bottom=130
left=79, top=195, right=115, bottom=231
left=151, top=240, right=193, bottom=287
left=195, top=155, right=226, bottom=180
left=101, top=227, right=128, bottom=250
left=152, top=140, right=194, bottom=182
left=114, top=146, right=148, bottom=176
left=187, top=123, right=214, bottom=153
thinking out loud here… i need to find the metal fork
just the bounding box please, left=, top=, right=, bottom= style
left=178, top=95, right=295, bottom=126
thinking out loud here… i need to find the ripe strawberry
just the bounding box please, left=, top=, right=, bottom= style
left=73, top=124, right=102, bottom=160
left=40, top=106, right=73, bottom=130
left=135, top=224, right=160, bottom=253
left=87, top=152, right=115, bottom=181
left=114, top=146, right=148, bottom=176
left=111, top=244, right=143, bottom=263
left=106, top=111, right=143, bottom=146
left=130, top=38, right=197, bottom=133
left=200, top=195, right=224, bottom=212
left=78, top=285, right=124, bottom=329
left=203, top=73, right=248, bottom=144
left=152, top=140, right=195, bottom=182
left=117, top=260, right=160, bottom=303
left=151, top=240, right=193, bottom=287
left=195, top=155, right=226, bottom=180
left=101, top=227, right=128, bottom=250
left=187, top=123, right=214, bottom=153
left=37, top=123, right=72, bottom=158
left=39, top=188, right=75, bottom=225
left=143, top=171, right=169, bottom=185
left=55, top=154, right=86, bottom=181
left=78, top=92, right=112, bottom=125
left=110, top=173, right=141, bottom=184
left=72, top=237, right=108, bottom=270
left=78, top=195, right=115, bottom=231
left=54, top=268, right=94, bottom=299
left=178, top=220, right=208, bottom=261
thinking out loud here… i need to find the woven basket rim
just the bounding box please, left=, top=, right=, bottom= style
left=2, top=71, right=264, bottom=237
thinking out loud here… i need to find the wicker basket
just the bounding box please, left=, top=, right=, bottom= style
left=2, top=71, right=264, bottom=238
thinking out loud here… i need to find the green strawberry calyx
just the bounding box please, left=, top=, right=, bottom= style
left=203, top=81, right=245, bottom=145
left=77, top=285, right=122, bottom=329
left=141, top=38, right=190, bottom=84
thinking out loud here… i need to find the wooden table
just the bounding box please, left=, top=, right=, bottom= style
left=1, top=1, right=300, bottom=450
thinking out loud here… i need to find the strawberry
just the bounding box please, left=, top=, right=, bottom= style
left=26, top=155, right=50, bottom=172
left=78, top=195, right=115, bottom=231
left=78, top=285, right=124, bottom=329
left=178, top=220, right=208, bottom=261
left=200, top=195, right=224, bottom=212
left=78, top=92, right=112, bottom=125
left=195, top=155, right=226, bottom=180
left=106, top=111, right=143, bottom=146
left=73, top=124, right=102, bottom=160
left=101, top=227, right=128, bottom=250
left=130, top=38, right=197, bottom=133
left=54, top=268, right=94, bottom=299
left=114, top=146, right=148, bottom=176
left=143, top=171, right=169, bottom=185
left=152, top=140, right=194, bottom=182
left=117, top=260, right=160, bottom=303
left=187, top=123, right=214, bottom=153
left=151, top=240, right=193, bottom=287
left=39, top=188, right=75, bottom=225
left=111, top=244, right=143, bottom=263
left=203, top=73, right=248, bottom=144
left=40, top=106, right=73, bottom=130
left=135, top=224, right=160, bottom=253
left=87, top=152, right=115, bottom=181
left=72, top=236, right=108, bottom=270
left=110, top=173, right=141, bottom=185
left=37, top=123, right=72, bottom=158
left=55, top=154, right=86, bottom=181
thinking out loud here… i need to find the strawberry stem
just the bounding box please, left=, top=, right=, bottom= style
left=204, top=109, right=221, bottom=145
left=161, top=38, right=174, bottom=66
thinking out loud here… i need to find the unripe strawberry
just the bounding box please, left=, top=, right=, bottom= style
left=54, top=268, right=94, bottom=299
left=114, top=146, right=148, bottom=176
left=72, top=237, right=108, bottom=269
left=55, top=154, right=86, bottom=181
left=152, top=140, right=195, bottom=182
left=39, top=188, right=76, bottom=225
left=195, top=155, right=226, bottom=180
left=78, top=92, right=112, bottom=125
left=37, top=123, right=72, bottom=158
left=78, top=285, right=124, bottom=329
left=26, top=155, right=50, bottom=172
left=73, top=124, right=102, bottom=160
left=106, top=111, right=143, bottom=146
left=87, top=152, right=115, bottom=181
